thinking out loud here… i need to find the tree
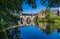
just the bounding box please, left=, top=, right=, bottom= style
left=0, top=0, right=37, bottom=27
left=0, top=0, right=36, bottom=11
left=40, top=0, right=60, bottom=7
left=0, top=0, right=37, bottom=39
left=0, top=0, right=37, bottom=30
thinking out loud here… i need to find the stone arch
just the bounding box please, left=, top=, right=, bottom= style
left=20, top=17, right=24, bottom=24
left=26, top=17, right=31, bottom=24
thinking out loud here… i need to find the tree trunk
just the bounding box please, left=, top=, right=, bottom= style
left=3, top=29, right=8, bottom=39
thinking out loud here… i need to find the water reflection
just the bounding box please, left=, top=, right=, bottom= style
left=38, top=22, right=60, bottom=34
left=7, top=22, right=60, bottom=39
left=7, top=28, right=22, bottom=39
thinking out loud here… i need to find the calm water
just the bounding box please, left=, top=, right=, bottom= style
left=7, top=23, right=60, bottom=39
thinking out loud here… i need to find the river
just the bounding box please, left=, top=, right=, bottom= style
left=6, top=22, right=60, bottom=39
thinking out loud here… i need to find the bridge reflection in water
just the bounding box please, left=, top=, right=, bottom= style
left=7, top=22, right=45, bottom=39
left=18, top=18, right=47, bottom=30
left=18, top=17, right=36, bottom=26
left=18, top=21, right=36, bottom=27
left=7, top=22, right=47, bottom=39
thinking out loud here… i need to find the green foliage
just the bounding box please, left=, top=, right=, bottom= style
left=0, top=0, right=37, bottom=39
left=40, top=0, right=60, bottom=7
left=38, top=22, right=60, bottom=34
left=36, top=9, right=60, bottom=34
left=44, top=22, right=60, bottom=34
left=0, top=13, right=18, bottom=29
left=37, top=17, right=46, bottom=22
left=0, top=0, right=37, bottom=30
left=36, top=9, right=60, bottom=23
left=0, top=0, right=36, bottom=11
left=45, top=23, right=57, bottom=34
left=0, top=0, right=37, bottom=29
left=0, top=32, right=7, bottom=39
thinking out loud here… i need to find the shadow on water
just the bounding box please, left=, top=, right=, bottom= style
left=6, top=22, right=60, bottom=39
left=6, top=27, right=23, bottom=39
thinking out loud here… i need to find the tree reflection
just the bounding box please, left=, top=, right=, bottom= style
left=58, top=28, right=60, bottom=34
left=38, top=22, right=60, bottom=34
left=6, top=22, right=60, bottom=38
left=7, top=27, right=23, bottom=39
left=41, top=22, right=60, bottom=34
left=45, top=23, right=55, bottom=34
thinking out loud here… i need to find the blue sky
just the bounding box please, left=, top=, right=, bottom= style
left=22, top=0, right=46, bottom=14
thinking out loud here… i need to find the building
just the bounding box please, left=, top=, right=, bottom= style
left=37, top=10, right=45, bottom=18
left=52, top=7, right=60, bottom=16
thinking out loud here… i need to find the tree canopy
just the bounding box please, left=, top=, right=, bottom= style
left=0, top=0, right=36, bottom=12
left=40, top=0, right=60, bottom=7
left=0, top=0, right=37, bottom=39
left=0, top=0, right=37, bottom=28
left=0, top=0, right=60, bottom=33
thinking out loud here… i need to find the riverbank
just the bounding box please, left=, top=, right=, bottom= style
left=35, top=10, right=60, bottom=23
left=37, top=16, right=60, bottom=23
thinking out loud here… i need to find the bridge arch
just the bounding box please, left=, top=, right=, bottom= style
left=26, top=17, right=31, bottom=24
left=20, top=17, right=24, bottom=24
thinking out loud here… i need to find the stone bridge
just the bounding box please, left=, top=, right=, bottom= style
left=18, top=14, right=36, bottom=26
left=7, top=11, right=45, bottom=29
